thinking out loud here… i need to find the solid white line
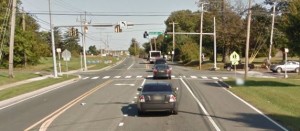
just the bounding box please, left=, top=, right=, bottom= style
left=141, top=79, right=146, bottom=86
left=180, top=78, right=221, bottom=131
left=127, top=63, right=134, bottom=70
left=0, top=84, right=68, bottom=110
left=222, top=88, right=289, bottom=131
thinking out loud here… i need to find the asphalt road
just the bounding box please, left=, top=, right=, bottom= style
left=0, top=57, right=287, bottom=131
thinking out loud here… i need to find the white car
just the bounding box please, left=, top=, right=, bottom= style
left=270, top=61, right=300, bottom=73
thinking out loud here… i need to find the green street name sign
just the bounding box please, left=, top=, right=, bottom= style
left=148, top=32, right=163, bottom=35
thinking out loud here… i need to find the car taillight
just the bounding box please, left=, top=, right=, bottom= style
left=139, top=95, right=145, bottom=102
left=169, top=95, right=176, bottom=102
left=167, top=69, right=171, bottom=73
left=153, top=69, right=158, bottom=72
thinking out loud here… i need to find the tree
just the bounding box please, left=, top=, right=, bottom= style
left=282, top=0, right=300, bottom=57
left=128, top=38, right=140, bottom=56
left=88, top=45, right=99, bottom=55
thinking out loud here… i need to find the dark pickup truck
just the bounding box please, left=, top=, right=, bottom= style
left=224, top=62, right=255, bottom=71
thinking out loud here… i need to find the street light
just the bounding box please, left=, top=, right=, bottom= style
left=48, top=0, right=58, bottom=78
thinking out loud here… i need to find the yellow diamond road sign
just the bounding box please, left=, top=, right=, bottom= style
left=230, top=51, right=240, bottom=65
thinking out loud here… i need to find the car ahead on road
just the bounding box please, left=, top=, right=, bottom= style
left=224, top=62, right=255, bottom=71
left=270, top=61, right=300, bottom=73
left=153, top=64, right=172, bottom=79
left=137, top=82, right=178, bottom=115
left=154, top=58, right=167, bottom=65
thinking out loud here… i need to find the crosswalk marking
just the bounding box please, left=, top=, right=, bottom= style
left=191, top=76, right=197, bottom=79
left=82, top=75, right=228, bottom=80
left=222, top=77, right=228, bottom=80
left=211, top=77, right=219, bottom=80
left=91, top=77, right=99, bottom=79
left=103, top=76, right=110, bottom=79
left=201, top=76, right=208, bottom=79
left=114, top=76, right=121, bottom=79
left=125, top=76, right=132, bottom=78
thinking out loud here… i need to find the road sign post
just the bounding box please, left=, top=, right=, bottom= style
left=62, top=49, right=71, bottom=77
left=230, top=51, right=240, bottom=78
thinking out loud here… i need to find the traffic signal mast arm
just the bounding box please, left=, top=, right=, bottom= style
left=165, top=32, right=214, bottom=35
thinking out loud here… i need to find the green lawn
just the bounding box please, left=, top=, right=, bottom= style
left=226, top=78, right=300, bottom=131
left=0, top=75, right=77, bottom=101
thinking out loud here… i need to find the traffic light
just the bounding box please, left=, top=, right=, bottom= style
left=143, top=31, right=148, bottom=38
left=114, top=25, right=122, bottom=33
left=164, top=31, right=169, bottom=38
left=69, top=27, right=75, bottom=36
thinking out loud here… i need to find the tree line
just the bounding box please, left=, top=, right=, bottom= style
left=137, top=0, right=300, bottom=64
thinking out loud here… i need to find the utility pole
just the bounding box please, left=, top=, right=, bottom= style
left=169, top=22, right=177, bottom=62
left=8, top=0, right=17, bottom=78
left=48, top=0, right=58, bottom=78
left=245, top=0, right=252, bottom=79
left=199, top=2, right=207, bottom=70
left=79, top=12, right=88, bottom=71
left=154, top=38, right=157, bottom=51
left=149, top=38, right=153, bottom=51
left=22, top=7, right=27, bottom=67
left=269, top=3, right=276, bottom=61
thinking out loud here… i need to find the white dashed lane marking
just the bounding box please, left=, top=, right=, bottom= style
left=191, top=76, right=197, bottom=79
left=125, top=76, right=132, bottom=78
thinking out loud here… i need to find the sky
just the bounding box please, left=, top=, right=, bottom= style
left=21, top=0, right=264, bottom=51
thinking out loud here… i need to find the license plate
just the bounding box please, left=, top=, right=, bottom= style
left=153, top=96, right=163, bottom=100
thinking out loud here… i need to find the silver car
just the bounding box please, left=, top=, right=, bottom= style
left=270, top=61, right=300, bottom=73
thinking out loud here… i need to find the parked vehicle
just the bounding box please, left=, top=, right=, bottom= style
left=270, top=61, right=299, bottom=73
left=154, top=58, right=167, bottom=65
left=137, top=82, right=178, bottom=115
left=224, top=62, right=255, bottom=71
left=148, top=51, right=162, bottom=63
left=153, top=64, right=172, bottom=79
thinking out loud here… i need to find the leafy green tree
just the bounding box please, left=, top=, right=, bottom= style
left=88, top=45, right=99, bottom=55
left=128, top=38, right=140, bottom=56
left=282, top=0, right=300, bottom=57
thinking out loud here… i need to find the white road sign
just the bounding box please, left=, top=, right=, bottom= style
left=230, top=51, right=240, bottom=65
left=62, top=49, right=71, bottom=61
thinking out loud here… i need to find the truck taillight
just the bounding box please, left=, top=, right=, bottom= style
left=169, top=95, right=176, bottom=102
left=139, top=95, right=145, bottom=102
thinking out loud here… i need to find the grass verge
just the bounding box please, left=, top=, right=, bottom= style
left=0, top=75, right=77, bottom=101
left=226, top=78, right=300, bottom=131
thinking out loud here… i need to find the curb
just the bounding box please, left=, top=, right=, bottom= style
left=217, top=80, right=232, bottom=88
left=0, top=75, right=81, bottom=109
